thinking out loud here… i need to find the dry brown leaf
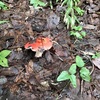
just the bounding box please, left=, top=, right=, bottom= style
left=92, top=58, right=100, bottom=69
left=83, top=24, right=97, bottom=29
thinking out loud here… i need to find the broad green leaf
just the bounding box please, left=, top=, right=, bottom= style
left=0, top=20, right=9, bottom=24
left=30, top=0, right=46, bottom=9
left=0, top=57, right=8, bottom=67
left=0, top=1, right=8, bottom=10
left=92, top=52, right=100, bottom=58
left=69, top=63, right=76, bottom=74
left=70, top=31, right=75, bottom=35
left=0, top=50, right=11, bottom=58
left=57, top=71, right=70, bottom=81
left=76, top=56, right=85, bottom=67
left=38, top=1, right=46, bottom=6
left=80, top=67, right=91, bottom=82
left=96, top=52, right=100, bottom=58
left=81, top=31, right=86, bottom=37
left=92, top=54, right=96, bottom=59
left=69, top=75, right=77, bottom=88
left=75, top=32, right=83, bottom=39
left=72, top=26, right=82, bottom=31
left=71, top=31, right=82, bottom=39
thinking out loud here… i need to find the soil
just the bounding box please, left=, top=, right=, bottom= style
left=0, top=0, right=100, bottom=100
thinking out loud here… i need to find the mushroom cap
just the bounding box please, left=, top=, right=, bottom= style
left=24, top=42, right=31, bottom=49
left=25, top=42, right=40, bottom=51
left=35, top=37, right=53, bottom=50
left=30, top=43, right=41, bottom=51
left=25, top=37, right=53, bottom=51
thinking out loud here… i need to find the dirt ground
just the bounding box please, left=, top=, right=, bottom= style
left=0, top=0, right=100, bottom=100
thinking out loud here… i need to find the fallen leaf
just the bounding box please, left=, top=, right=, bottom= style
left=47, top=11, right=60, bottom=29
left=92, top=58, right=100, bottom=69
left=45, top=51, right=54, bottom=63
left=88, top=39, right=99, bottom=46
left=83, top=24, right=97, bottom=29
left=0, top=76, right=7, bottom=85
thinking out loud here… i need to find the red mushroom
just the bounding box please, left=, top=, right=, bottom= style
left=24, top=37, right=53, bottom=57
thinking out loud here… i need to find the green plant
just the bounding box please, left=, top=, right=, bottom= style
left=0, top=50, right=11, bottom=67
left=92, top=52, right=100, bottom=59
left=0, top=2, right=9, bottom=24
left=61, top=0, right=84, bottom=29
left=0, top=1, right=8, bottom=10
left=57, top=55, right=91, bottom=88
left=30, top=0, right=46, bottom=9
left=70, top=25, right=86, bottom=39
left=59, top=0, right=86, bottom=39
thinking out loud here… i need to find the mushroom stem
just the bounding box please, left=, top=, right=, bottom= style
left=35, top=50, right=44, bottom=57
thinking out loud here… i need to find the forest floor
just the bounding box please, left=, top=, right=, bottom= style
left=0, top=0, right=100, bottom=100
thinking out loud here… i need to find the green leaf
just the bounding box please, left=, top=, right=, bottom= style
left=74, top=15, right=79, bottom=23
left=65, top=7, right=72, bottom=16
left=70, top=31, right=82, bottom=39
left=38, top=1, right=46, bottom=6
left=56, top=0, right=59, bottom=3
left=30, top=0, right=46, bottom=9
left=0, top=20, right=9, bottom=24
left=57, top=71, right=70, bottom=81
left=72, top=26, right=82, bottom=31
left=69, top=74, right=77, bottom=88
left=95, top=52, right=100, bottom=58
left=70, top=16, right=75, bottom=28
left=61, top=0, right=68, bottom=6
left=92, top=54, right=96, bottom=59
left=0, top=1, right=8, bottom=10
left=92, top=52, right=100, bottom=59
left=64, top=15, right=71, bottom=29
left=80, top=67, right=91, bottom=82
left=70, top=31, right=75, bottom=35
left=74, top=7, right=84, bottom=16
left=0, top=57, right=8, bottom=67
left=69, top=0, right=73, bottom=8
left=75, top=32, right=83, bottom=39
left=73, top=0, right=78, bottom=6
left=76, top=56, right=85, bottom=67
left=69, top=63, right=76, bottom=74
left=81, top=31, right=86, bottom=37
left=0, top=50, right=11, bottom=58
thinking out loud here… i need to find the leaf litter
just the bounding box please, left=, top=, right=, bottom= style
left=0, top=0, right=100, bottom=100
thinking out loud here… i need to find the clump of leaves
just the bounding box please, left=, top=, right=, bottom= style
left=0, top=1, right=8, bottom=10
left=61, top=0, right=84, bottom=29
left=70, top=25, right=86, bottom=39
left=59, top=0, right=86, bottom=39
left=0, top=50, right=11, bottom=67
left=30, top=0, right=46, bottom=9
left=57, top=55, right=91, bottom=88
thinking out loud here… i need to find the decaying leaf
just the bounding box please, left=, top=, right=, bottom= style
left=92, top=58, right=100, bottom=69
